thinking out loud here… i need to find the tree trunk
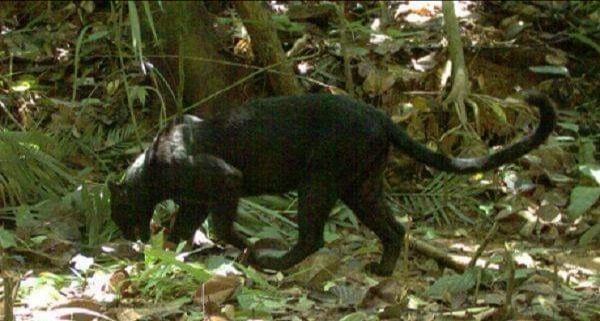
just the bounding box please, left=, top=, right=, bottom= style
left=146, top=2, right=249, bottom=117
left=235, top=1, right=303, bottom=96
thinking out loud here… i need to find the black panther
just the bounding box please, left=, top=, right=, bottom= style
left=109, top=91, right=556, bottom=276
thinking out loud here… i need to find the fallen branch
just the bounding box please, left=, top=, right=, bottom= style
left=407, top=234, right=468, bottom=273
left=407, top=222, right=500, bottom=273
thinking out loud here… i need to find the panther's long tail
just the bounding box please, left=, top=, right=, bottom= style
left=388, top=90, right=557, bottom=173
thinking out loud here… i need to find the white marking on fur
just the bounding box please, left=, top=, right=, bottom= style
left=131, top=153, right=146, bottom=169
left=125, top=153, right=147, bottom=180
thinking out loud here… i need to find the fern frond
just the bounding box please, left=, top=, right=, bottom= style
left=390, top=172, right=485, bottom=225
left=48, top=121, right=145, bottom=171
left=0, top=130, right=77, bottom=206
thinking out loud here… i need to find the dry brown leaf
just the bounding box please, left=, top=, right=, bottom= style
left=363, top=70, right=395, bottom=95
left=288, top=250, right=340, bottom=288
left=109, top=268, right=131, bottom=295
left=193, top=275, right=244, bottom=306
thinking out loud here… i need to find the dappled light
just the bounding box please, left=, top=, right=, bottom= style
left=1, top=1, right=599, bottom=320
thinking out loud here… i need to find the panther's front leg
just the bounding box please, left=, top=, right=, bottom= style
left=170, top=202, right=209, bottom=243
left=252, top=179, right=338, bottom=271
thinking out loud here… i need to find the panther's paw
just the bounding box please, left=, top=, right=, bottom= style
left=365, top=262, right=393, bottom=277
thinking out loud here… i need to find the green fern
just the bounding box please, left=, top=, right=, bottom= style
left=50, top=122, right=145, bottom=170
left=0, top=130, right=77, bottom=206
left=390, top=172, right=486, bottom=225
left=79, top=122, right=143, bottom=155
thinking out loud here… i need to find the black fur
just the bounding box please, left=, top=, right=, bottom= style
left=109, top=91, right=555, bottom=276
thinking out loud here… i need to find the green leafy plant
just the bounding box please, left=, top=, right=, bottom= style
left=391, top=172, right=486, bottom=225
left=0, top=130, right=77, bottom=206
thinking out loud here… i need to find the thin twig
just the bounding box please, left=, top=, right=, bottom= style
left=504, top=244, right=515, bottom=319
left=181, top=53, right=319, bottom=115
left=469, top=222, right=499, bottom=268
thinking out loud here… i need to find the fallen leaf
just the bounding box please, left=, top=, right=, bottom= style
left=514, top=251, right=535, bottom=268
left=363, top=69, right=395, bottom=95
left=288, top=250, right=340, bottom=288
left=411, top=52, right=437, bottom=72
left=194, top=275, right=244, bottom=306
left=109, top=268, right=131, bottom=295
left=537, top=204, right=560, bottom=222
left=545, top=52, right=568, bottom=65
left=579, top=223, right=600, bottom=246
left=112, top=298, right=188, bottom=321
left=567, top=186, right=600, bottom=219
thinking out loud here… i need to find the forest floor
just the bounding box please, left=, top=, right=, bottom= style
left=1, top=2, right=599, bottom=321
